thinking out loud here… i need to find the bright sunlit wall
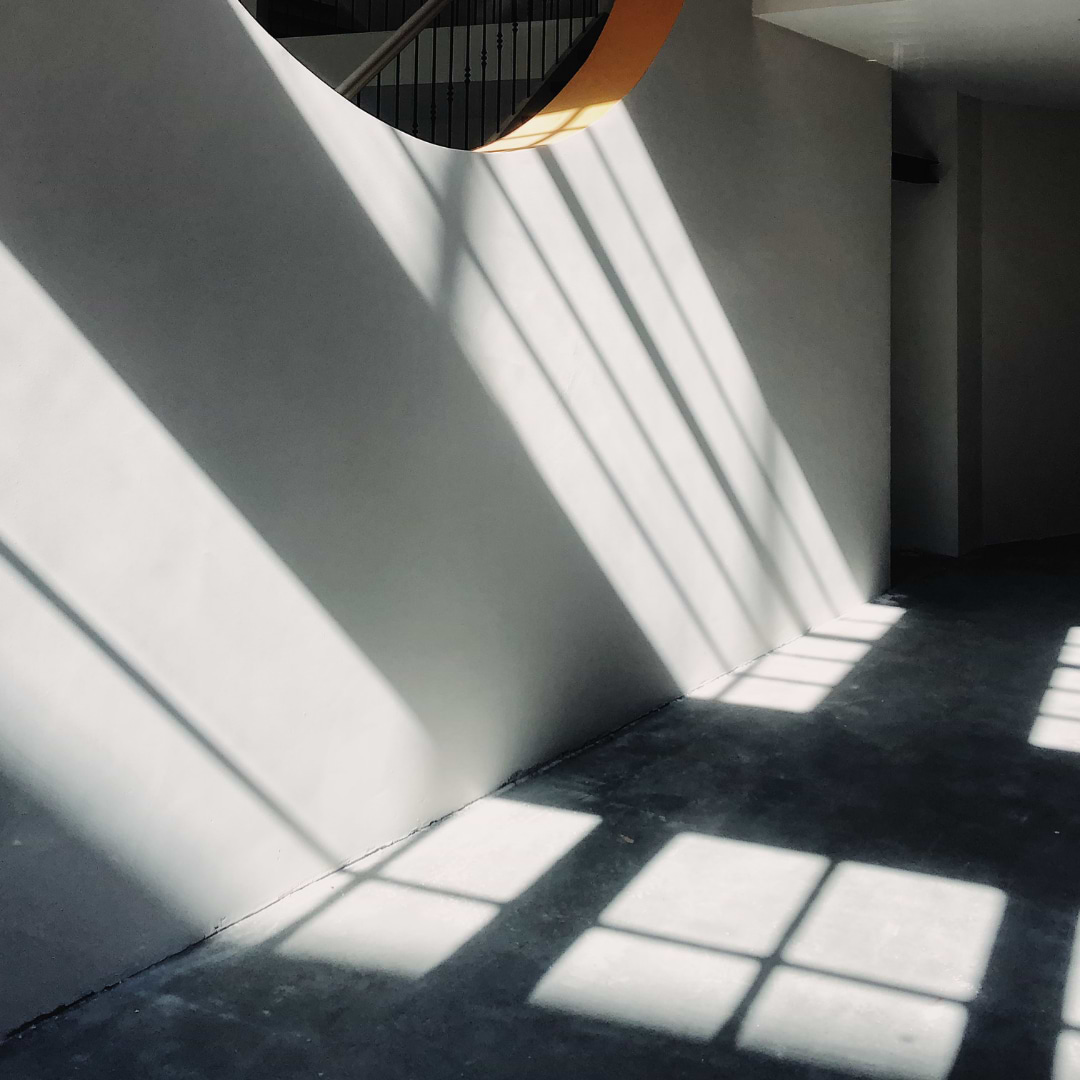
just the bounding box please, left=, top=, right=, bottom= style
left=0, top=0, right=889, bottom=1032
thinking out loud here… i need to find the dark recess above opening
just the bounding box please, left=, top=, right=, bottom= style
left=892, top=153, right=941, bottom=184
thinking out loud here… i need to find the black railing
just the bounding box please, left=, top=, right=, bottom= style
left=256, top=0, right=608, bottom=150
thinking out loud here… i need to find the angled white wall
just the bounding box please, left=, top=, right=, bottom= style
left=0, top=0, right=890, bottom=1032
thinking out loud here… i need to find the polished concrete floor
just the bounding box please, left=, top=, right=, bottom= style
left=5, top=538, right=1080, bottom=1079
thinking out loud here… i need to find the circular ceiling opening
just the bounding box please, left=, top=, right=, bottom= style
left=253, top=0, right=683, bottom=151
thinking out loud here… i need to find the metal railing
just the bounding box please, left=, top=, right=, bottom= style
left=257, top=0, right=608, bottom=150
left=335, top=0, right=455, bottom=99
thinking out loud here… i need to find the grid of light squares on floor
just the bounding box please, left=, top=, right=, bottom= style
left=247, top=794, right=1015, bottom=1080
left=255, top=600, right=907, bottom=973
left=690, top=602, right=905, bottom=713
left=531, top=832, right=1006, bottom=1080
left=1030, top=628, right=1080, bottom=753
left=258, top=797, right=601, bottom=977
left=1052, top=911, right=1080, bottom=1079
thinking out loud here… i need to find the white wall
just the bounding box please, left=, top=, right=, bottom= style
left=980, top=101, right=1080, bottom=545
left=0, top=0, right=890, bottom=1032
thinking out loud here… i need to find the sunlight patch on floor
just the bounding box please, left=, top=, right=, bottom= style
left=378, top=798, right=601, bottom=903
left=783, top=862, right=1005, bottom=1001
left=531, top=927, right=759, bottom=1041
left=689, top=602, right=905, bottom=713
left=1030, top=629, right=1080, bottom=753
left=531, top=830, right=1003, bottom=1077
left=739, top=967, right=968, bottom=1080
left=266, top=798, right=598, bottom=977
left=277, top=880, right=499, bottom=977
left=600, top=834, right=827, bottom=956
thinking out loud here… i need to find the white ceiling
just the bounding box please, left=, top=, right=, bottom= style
left=754, top=0, right=1080, bottom=112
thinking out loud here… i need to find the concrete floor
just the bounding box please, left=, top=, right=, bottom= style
left=5, top=538, right=1080, bottom=1079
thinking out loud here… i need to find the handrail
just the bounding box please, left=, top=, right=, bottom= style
left=335, top=0, right=456, bottom=100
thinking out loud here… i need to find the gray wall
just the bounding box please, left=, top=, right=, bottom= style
left=0, top=0, right=890, bottom=1032
left=891, top=85, right=982, bottom=557
left=892, top=86, right=963, bottom=555
left=980, top=101, right=1080, bottom=545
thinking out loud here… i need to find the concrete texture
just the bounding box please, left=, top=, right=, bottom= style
left=0, top=0, right=889, bottom=1030
left=4, top=537, right=1080, bottom=1079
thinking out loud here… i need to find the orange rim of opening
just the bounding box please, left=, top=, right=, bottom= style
left=477, top=0, right=685, bottom=153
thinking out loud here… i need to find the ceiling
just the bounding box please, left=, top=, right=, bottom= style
left=754, top=0, right=1080, bottom=112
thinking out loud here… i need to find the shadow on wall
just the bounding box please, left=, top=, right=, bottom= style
left=0, top=766, right=195, bottom=1034
left=0, top=0, right=885, bottom=1032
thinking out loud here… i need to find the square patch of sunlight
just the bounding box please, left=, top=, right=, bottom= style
left=529, top=927, right=759, bottom=1041
left=783, top=862, right=1005, bottom=1001
left=813, top=607, right=902, bottom=643
left=778, top=635, right=872, bottom=664
left=1053, top=668, right=1080, bottom=693
left=1041, top=690, right=1080, bottom=721
left=738, top=967, right=967, bottom=1080
left=749, top=654, right=853, bottom=687
left=1030, top=716, right=1080, bottom=754
left=1058, top=913, right=1080, bottom=1027
left=276, top=880, right=498, bottom=978
left=378, top=798, right=600, bottom=903
left=850, top=603, right=907, bottom=625
left=719, top=676, right=833, bottom=713
left=1055, top=1030, right=1080, bottom=1080
left=600, top=833, right=828, bottom=957
left=1061, top=645, right=1080, bottom=668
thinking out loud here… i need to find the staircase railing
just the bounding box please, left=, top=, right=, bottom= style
left=336, top=0, right=455, bottom=99
left=258, top=0, right=608, bottom=151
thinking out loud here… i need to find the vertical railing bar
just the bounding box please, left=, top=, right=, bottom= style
left=496, top=1, right=503, bottom=136
left=413, top=35, right=421, bottom=135
left=540, top=0, right=547, bottom=78
left=464, top=0, right=473, bottom=148
left=430, top=7, right=438, bottom=142
left=480, top=1, right=488, bottom=144
left=526, top=0, right=533, bottom=95
left=511, top=0, right=519, bottom=116
left=395, top=43, right=402, bottom=128
left=446, top=0, right=456, bottom=146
